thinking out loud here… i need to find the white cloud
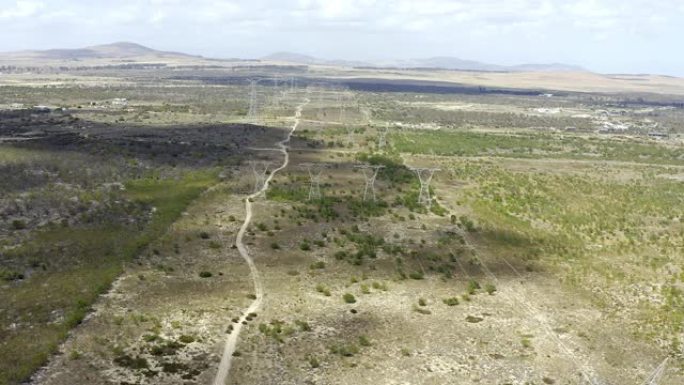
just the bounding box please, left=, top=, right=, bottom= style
left=0, top=0, right=683, bottom=74
left=0, top=0, right=44, bottom=19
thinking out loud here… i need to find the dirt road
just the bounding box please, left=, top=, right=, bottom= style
left=212, top=98, right=309, bottom=385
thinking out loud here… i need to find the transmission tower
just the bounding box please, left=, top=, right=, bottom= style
left=247, top=79, right=258, bottom=123
left=339, top=103, right=346, bottom=124
left=410, top=167, right=440, bottom=208
left=345, top=126, right=357, bottom=146
left=299, top=163, right=325, bottom=201
left=378, top=123, right=389, bottom=149
left=642, top=357, right=669, bottom=385
left=338, top=91, right=352, bottom=123
left=248, top=161, right=270, bottom=193
left=355, top=165, right=385, bottom=202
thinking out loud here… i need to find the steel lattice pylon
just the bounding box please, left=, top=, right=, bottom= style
left=378, top=123, right=389, bottom=149
left=247, top=79, right=258, bottom=123
left=355, top=164, right=385, bottom=202
left=299, top=163, right=326, bottom=201
left=248, top=160, right=270, bottom=193
left=409, top=167, right=440, bottom=208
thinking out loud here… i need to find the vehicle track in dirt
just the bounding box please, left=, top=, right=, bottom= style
left=212, top=98, right=309, bottom=385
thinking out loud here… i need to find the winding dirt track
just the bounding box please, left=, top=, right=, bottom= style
left=212, top=98, right=309, bottom=385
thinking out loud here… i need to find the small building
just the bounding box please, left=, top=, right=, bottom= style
left=32, top=105, right=51, bottom=113
left=111, top=98, right=128, bottom=107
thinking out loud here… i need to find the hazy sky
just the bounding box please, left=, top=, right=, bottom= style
left=1, top=0, right=683, bottom=75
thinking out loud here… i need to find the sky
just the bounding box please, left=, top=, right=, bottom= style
left=1, top=0, right=683, bottom=75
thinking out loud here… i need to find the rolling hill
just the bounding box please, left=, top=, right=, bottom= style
left=262, top=51, right=587, bottom=72
left=0, top=42, right=199, bottom=61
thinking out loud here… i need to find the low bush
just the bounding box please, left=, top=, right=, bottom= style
left=443, top=297, right=459, bottom=306
left=315, top=284, right=331, bottom=296
left=329, top=343, right=359, bottom=357
left=409, top=271, right=424, bottom=280
left=11, top=220, right=27, bottom=230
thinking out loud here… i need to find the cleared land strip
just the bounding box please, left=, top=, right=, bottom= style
left=212, top=98, right=309, bottom=385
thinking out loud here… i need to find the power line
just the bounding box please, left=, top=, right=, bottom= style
left=642, top=357, right=669, bottom=385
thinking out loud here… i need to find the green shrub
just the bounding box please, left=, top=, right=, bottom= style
left=315, top=284, right=331, bottom=296
left=295, top=320, right=311, bottom=331
left=1, top=268, right=24, bottom=281
left=343, top=293, right=356, bottom=304
left=199, top=231, right=210, bottom=239
left=485, top=283, right=497, bottom=295
left=310, top=261, right=326, bottom=269
left=178, top=335, right=195, bottom=344
left=467, top=280, right=480, bottom=295
left=161, top=361, right=189, bottom=374
left=258, top=320, right=294, bottom=343
left=114, top=354, right=149, bottom=369
left=308, top=355, right=320, bottom=368
left=329, top=343, right=359, bottom=357
left=459, top=216, right=476, bottom=232
left=358, top=335, right=372, bottom=347
left=409, top=271, right=424, bottom=280
left=198, top=271, right=212, bottom=278
left=521, top=337, right=532, bottom=348
left=11, top=219, right=27, bottom=230
left=443, top=297, right=459, bottom=306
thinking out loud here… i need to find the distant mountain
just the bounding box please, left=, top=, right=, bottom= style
left=392, top=57, right=504, bottom=71
left=509, top=63, right=587, bottom=72
left=0, top=43, right=586, bottom=72
left=262, top=52, right=319, bottom=64
left=2, top=42, right=199, bottom=60
left=262, top=52, right=370, bottom=68
left=262, top=52, right=588, bottom=73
